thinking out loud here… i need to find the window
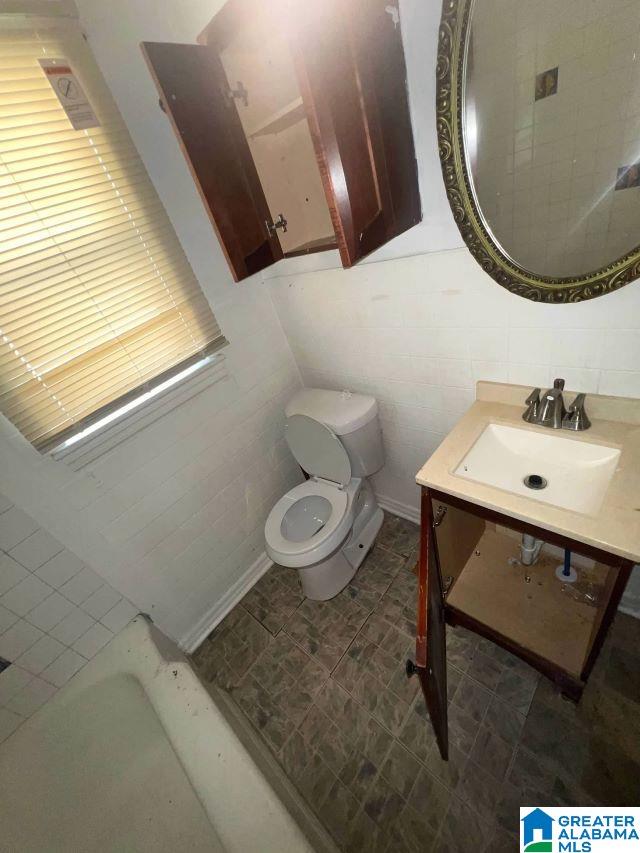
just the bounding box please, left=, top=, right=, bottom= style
left=0, top=17, right=227, bottom=452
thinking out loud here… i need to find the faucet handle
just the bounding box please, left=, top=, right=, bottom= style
left=522, top=388, right=541, bottom=423
left=562, top=393, right=591, bottom=431
left=569, top=392, right=586, bottom=410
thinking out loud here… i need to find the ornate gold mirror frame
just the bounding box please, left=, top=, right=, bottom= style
left=437, top=0, right=640, bottom=302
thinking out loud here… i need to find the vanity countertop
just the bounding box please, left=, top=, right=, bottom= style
left=415, top=382, right=640, bottom=563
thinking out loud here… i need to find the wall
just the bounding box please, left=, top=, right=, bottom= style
left=0, top=493, right=137, bottom=742
left=0, top=0, right=302, bottom=647
left=264, top=0, right=640, bottom=609
left=269, top=248, right=640, bottom=511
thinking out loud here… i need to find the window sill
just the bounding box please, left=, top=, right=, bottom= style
left=50, top=353, right=229, bottom=471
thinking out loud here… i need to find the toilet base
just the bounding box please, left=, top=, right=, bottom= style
left=342, top=484, right=383, bottom=571
left=297, top=483, right=384, bottom=601
left=298, top=549, right=356, bottom=601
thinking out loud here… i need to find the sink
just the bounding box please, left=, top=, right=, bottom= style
left=454, top=423, right=621, bottom=515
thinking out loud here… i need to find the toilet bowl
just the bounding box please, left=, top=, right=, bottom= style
left=265, top=478, right=361, bottom=599
left=264, top=388, right=385, bottom=600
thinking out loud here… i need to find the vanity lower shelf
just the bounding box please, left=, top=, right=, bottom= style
left=445, top=527, right=615, bottom=679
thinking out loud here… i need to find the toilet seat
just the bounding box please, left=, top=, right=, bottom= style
left=264, top=479, right=356, bottom=568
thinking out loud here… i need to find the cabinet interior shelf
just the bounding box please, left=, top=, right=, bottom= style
left=249, top=97, right=306, bottom=138
left=284, top=236, right=337, bottom=257
left=445, top=527, right=614, bottom=678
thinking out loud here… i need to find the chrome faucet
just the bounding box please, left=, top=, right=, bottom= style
left=522, top=378, right=591, bottom=430
left=537, top=378, right=566, bottom=429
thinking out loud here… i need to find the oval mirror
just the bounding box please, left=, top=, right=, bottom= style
left=437, top=0, right=640, bottom=301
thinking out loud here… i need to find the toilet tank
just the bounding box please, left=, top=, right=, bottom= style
left=285, top=389, right=384, bottom=477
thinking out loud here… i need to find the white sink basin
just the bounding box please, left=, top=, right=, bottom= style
left=454, top=423, right=621, bottom=515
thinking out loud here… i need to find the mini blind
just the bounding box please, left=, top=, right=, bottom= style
left=0, top=19, right=227, bottom=451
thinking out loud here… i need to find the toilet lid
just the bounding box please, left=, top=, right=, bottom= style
left=285, top=414, right=351, bottom=486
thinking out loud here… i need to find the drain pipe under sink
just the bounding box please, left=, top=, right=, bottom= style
left=521, top=533, right=543, bottom=566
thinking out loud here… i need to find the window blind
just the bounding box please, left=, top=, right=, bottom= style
left=0, top=18, right=227, bottom=452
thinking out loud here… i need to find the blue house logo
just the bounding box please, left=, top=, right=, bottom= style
left=522, top=808, right=554, bottom=852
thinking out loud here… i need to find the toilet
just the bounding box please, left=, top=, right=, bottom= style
left=264, top=388, right=385, bottom=600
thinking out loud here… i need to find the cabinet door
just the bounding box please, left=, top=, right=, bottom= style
left=416, top=488, right=449, bottom=760
left=291, top=0, right=421, bottom=267
left=141, top=42, right=283, bottom=282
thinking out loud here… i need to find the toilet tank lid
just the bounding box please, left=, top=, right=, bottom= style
left=285, top=388, right=378, bottom=435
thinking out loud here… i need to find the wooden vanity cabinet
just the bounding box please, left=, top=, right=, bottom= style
left=142, top=0, right=421, bottom=282
left=414, top=487, right=635, bottom=760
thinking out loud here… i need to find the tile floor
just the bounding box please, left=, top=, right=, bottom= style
left=192, top=513, right=640, bottom=852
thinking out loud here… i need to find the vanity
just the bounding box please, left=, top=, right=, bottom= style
left=420, top=0, right=640, bottom=762
left=410, top=381, right=640, bottom=761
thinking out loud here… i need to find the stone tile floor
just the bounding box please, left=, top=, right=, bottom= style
left=192, top=513, right=640, bottom=851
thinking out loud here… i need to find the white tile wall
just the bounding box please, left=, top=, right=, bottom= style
left=9, top=529, right=64, bottom=572
left=35, top=551, right=86, bottom=589
left=0, top=496, right=139, bottom=742
left=268, top=247, right=640, bottom=515
left=0, top=509, right=39, bottom=553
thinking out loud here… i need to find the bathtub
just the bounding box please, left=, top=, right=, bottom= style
left=0, top=617, right=336, bottom=853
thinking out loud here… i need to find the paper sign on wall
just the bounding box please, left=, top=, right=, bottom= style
left=38, top=58, right=100, bottom=130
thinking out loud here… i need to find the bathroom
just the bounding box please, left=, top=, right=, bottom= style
left=0, top=0, right=639, bottom=850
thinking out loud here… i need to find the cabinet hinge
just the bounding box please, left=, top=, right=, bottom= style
left=434, top=505, right=447, bottom=527
left=442, top=575, right=454, bottom=598
left=227, top=80, right=249, bottom=108
left=266, top=213, right=288, bottom=237
left=384, top=4, right=400, bottom=28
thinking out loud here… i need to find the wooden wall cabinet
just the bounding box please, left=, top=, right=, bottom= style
left=142, top=0, right=421, bottom=282
left=413, top=487, right=634, bottom=760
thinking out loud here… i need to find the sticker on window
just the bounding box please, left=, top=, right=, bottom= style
left=38, top=58, right=100, bottom=130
